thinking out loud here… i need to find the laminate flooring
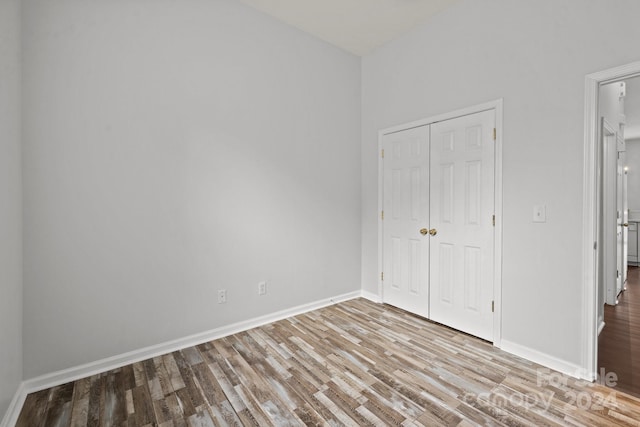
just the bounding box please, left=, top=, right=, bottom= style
left=16, top=298, right=640, bottom=426
left=599, top=265, right=640, bottom=397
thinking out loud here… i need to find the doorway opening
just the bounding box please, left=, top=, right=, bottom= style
left=594, top=75, right=640, bottom=397
left=583, top=61, right=640, bottom=384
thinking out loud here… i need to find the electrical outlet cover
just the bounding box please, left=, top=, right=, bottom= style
left=533, top=205, right=546, bottom=223
left=217, top=289, right=227, bottom=303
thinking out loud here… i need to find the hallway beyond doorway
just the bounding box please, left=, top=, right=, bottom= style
left=599, top=266, right=640, bottom=397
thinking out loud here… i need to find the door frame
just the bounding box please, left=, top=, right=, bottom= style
left=377, top=99, right=503, bottom=346
left=582, top=60, right=640, bottom=381
left=602, top=119, right=618, bottom=307
left=622, top=162, right=628, bottom=289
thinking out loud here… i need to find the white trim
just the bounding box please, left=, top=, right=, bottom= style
left=20, top=291, right=360, bottom=395
left=361, top=289, right=382, bottom=303
left=582, top=60, right=640, bottom=383
left=376, top=99, right=504, bottom=346
left=598, top=319, right=606, bottom=336
left=493, top=100, right=504, bottom=348
left=377, top=127, right=385, bottom=303
left=583, top=71, right=599, bottom=382
left=501, top=340, right=585, bottom=380
left=380, top=99, right=502, bottom=136
left=0, top=383, right=26, bottom=427
left=602, top=119, right=618, bottom=307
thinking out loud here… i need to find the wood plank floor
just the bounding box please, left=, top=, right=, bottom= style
left=599, top=265, right=640, bottom=397
left=16, top=298, right=640, bottom=426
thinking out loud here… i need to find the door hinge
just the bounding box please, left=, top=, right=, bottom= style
left=381, top=149, right=385, bottom=158
left=381, top=272, right=384, bottom=281
left=492, top=215, right=495, bottom=226
left=381, top=210, right=384, bottom=220
left=492, top=300, right=495, bottom=313
left=493, top=128, right=497, bottom=141
left=594, top=241, right=597, bottom=250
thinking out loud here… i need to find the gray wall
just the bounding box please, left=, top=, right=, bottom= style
left=22, top=0, right=361, bottom=378
left=0, top=0, right=23, bottom=416
left=626, top=139, right=640, bottom=212
left=361, top=0, right=640, bottom=368
left=16, top=0, right=640, bottom=393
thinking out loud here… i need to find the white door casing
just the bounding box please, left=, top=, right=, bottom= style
left=617, top=136, right=627, bottom=290
left=380, top=105, right=499, bottom=343
left=583, top=61, right=640, bottom=382
left=622, top=163, right=628, bottom=288
left=428, top=110, right=496, bottom=341
left=382, top=126, right=430, bottom=318
left=616, top=154, right=623, bottom=296
left=602, top=119, right=618, bottom=306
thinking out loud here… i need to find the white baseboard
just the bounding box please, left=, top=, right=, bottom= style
left=0, top=383, right=26, bottom=427
left=4, top=294, right=593, bottom=426
left=500, top=339, right=584, bottom=379
left=5, top=290, right=361, bottom=423
left=598, top=319, right=606, bottom=336
left=360, top=289, right=381, bottom=303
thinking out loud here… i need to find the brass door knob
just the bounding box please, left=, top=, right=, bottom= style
left=429, top=228, right=437, bottom=236
left=624, top=223, right=629, bottom=227
left=419, top=228, right=428, bottom=236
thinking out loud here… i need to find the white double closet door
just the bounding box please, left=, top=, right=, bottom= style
left=382, top=110, right=495, bottom=342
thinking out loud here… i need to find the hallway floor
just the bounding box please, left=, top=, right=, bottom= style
left=599, top=265, right=640, bottom=397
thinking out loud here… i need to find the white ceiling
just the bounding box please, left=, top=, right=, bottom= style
left=237, top=0, right=460, bottom=56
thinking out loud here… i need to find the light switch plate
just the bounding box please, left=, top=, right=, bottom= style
left=533, top=205, right=546, bottom=223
